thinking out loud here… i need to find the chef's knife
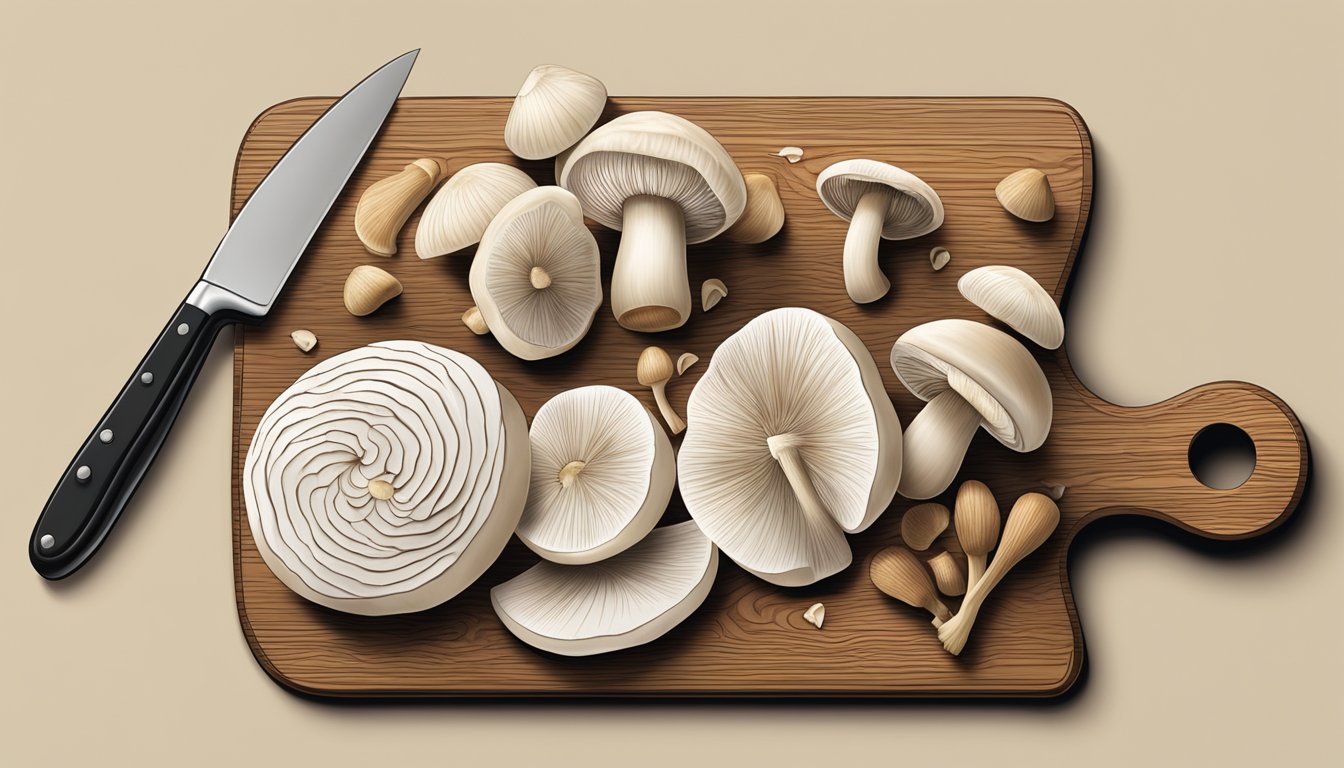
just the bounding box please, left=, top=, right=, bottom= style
left=29, top=50, right=418, bottom=580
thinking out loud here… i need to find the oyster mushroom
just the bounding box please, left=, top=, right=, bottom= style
left=519, top=385, right=675, bottom=564
left=890, top=319, right=1052, bottom=500
left=415, top=163, right=537, bottom=258
left=678, top=308, right=903, bottom=587
left=468, top=186, right=602, bottom=360
left=816, top=159, right=944, bottom=304
left=957, top=265, right=1065, bottom=350
left=504, top=64, right=607, bottom=160
left=560, top=110, right=746, bottom=332
left=491, top=520, right=718, bottom=656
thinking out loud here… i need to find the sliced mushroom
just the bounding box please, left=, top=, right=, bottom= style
left=958, top=265, right=1065, bottom=350
left=504, top=65, right=607, bottom=160
left=900, top=502, right=949, bottom=551
left=890, top=319, right=1052, bottom=499
left=468, top=186, right=602, bottom=360
left=520, top=386, right=675, bottom=564
left=678, top=308, right=902, bottom=586
left=415, top=163, right=537, bottom=258
left=491, top=520, right=719, bottom=656
left=560, top=111, right=746, bottom=332
left=816, top=159, right=944, bottom=304
left=723, top=172, right=785, bottom=244
left=354, top=158, right=445, bottom=257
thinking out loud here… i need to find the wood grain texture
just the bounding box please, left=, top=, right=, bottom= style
left=230, top=97, right=1308, bottom=698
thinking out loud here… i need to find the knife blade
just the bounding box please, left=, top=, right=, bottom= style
left=29, top=50, right=418, bottom=580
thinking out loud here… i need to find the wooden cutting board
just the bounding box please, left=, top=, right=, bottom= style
left=230, top=97, right=1308, bottom=698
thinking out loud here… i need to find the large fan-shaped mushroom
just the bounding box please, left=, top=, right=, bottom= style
left=243, top=341, right=529, bottom=616
left=678, top=307, right=903, bottom=586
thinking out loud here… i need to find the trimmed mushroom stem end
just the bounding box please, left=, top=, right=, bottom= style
left=612, top=195, right=690, bottom=332
left=898, top=390, right=983, bottom=500
left=529, top=266, right=552, bottom=290
left=767, top=433, right=832, bottom=525
left=557, top=460, right=586, bottom=489
left=843, top=190, right=894, bottom=304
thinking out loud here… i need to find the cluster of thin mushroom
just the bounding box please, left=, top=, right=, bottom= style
left=250, top=63, right=1076, bottom=658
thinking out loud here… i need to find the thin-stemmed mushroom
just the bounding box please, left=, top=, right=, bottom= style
left=415, top=163, right=537, bottom=258
left=958, top=265, right=1065, bottom=350
left=504, top=64, right=607, bottom=160
left=890, top=319, right=1053, bottom=499
left=560, top=111, right=746, bottom=332
left=816, top=159, right=944, bottom=304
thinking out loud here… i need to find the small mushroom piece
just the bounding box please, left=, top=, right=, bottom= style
left=803, top=602, right=825, bottom=629
left=870, top=546, right=953, bottom=625
left=561, top=111, right=746, bottom=332
left=816, top=159, right=944, bottom=304
left=468, top=186, right=602, bottom=360
left=636, top=346, right=685, bottom=434
left=891, top=319, right=1053, bottom=499
left=520, top=386, right=675, bottom=564
left=290, top=329, right=317, bottom=353
left=995, top=168, right=1055, bottom=222
left=415, top=163, right=537, bottom=258
left=927, top=550, right=967, bottom=596
left=723, top=173, right=785, bottom=244
left=342, top=265, right=402, bottom=316
left=676, top=352, right=700, bottom=376
left=701, top=278, right=728, bottom=312
left=461, top=306, right=489, bottom=335
left=504, top=65, right=607, bottom=160
left=929, top=246, right=951, bottom=271
left=354, top=158, right=445, bottom=256
left=769, top=146, right=804, bottom=163
left=954, top=479, right=1000, bottom=590
left=900, top=502, right=950, bottom=551
left=958, top=265, right=1065, bottom=350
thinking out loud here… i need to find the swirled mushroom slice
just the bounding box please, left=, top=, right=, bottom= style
left=243, top=341, right=530, bottom=616
left=491, top=521, right=718, bottom=656
left=677, top=307, right=903, bottom=587
left=468, top=186, right=602, bottom=360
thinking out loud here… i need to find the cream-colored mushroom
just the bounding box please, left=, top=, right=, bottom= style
left=415, top=163, right=537, bottom=258
left=504, top=64, right=607, bottom=160
left=958, top=265, right=1065, bottom=350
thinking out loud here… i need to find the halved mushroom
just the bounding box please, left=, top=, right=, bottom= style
left=491, top=520, right=718, bottom=656
left=678, top=308, right=902, bottom=586
left=468, top=186, right=602, bottom=360
left=816, top=159, right=944, bottom=304
left=520, top=385, right=675, bottom=564
left=415, top=163, right=537, bottom=258
left=890, top=319, right=1052, bottom=499
left=504, top=65, right=607, bottom=160
left=560, top=110, right=746, bottom=332
left=957, top=265, right=1065, bottom=350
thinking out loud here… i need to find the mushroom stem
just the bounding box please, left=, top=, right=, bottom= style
left=767, top=433, right=833, bottom=525
left=650, top=381, right=685, bottom=434
left=557, top=460, right=586, bottom=489
left=612, top=195, right=690, bottom=332
left=898, top=390, right=983, bottom=499
left=843, top=189, right=894, bottom=304
left=529, top=266, right=552, bottom=290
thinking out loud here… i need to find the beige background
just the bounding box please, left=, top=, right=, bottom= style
left=2, top=0, right=1340, bottom=765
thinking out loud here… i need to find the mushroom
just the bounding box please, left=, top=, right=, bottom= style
left=504, top=64, right=607, bottom=160
left=957, top=265, right=1065, bottom=350
left=815, top=159, right=944, bottom=304
left=995, top=168, right=1055, bottom=222
left=467, top=186, right=602, bottom=360
left=678, top=308, right=903, bottom=586
left=491, top=520, right=719, bottom=656
left=415, top=163, right=537, bottom=258
left=519, top=385, right=675, bottom=564
left=354, top=158, right=445, bottom=256
left=900, top=502, right=950, bottom=551
left=636, top=346, right=685, bottom=434
left=723, top=172, right=785, bottom=244
left=342, top=264, right=402, bottom=316
left=560, top=110, right=746, bottom=332
left=890, top=319, right=1052, bottom=499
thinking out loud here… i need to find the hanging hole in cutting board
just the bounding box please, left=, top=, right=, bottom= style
left=1188, top=423, right=1256, bottom=490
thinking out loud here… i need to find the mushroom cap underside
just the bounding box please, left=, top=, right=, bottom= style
left=816, top=158, right=944, bottom=240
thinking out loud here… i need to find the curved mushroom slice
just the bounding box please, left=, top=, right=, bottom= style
left=957, top=265, right=1065, bottom=350
left=890, top=319, right=1053, bottom=499
left=560, top=110, right=746, bottom=332
left=415, top=163, right=537, bottom=259
left=491, top=521, right=718, bottom=656
left=816, top=159, right=944, bottom=305
left=521, top=385, right=675, bottom=564
left=469, top=186, right=602, bottom=360
left=678, top=307, right=902, bottom=587
left=505, top=64, right=607, bottom=160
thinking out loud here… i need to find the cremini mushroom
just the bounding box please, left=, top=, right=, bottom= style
left=560, top=110, right=746, bottom=332
left=415, top=163, right=537, bottom=258
left=816, top=159, right=944, bottom=304
left=995, top=168, right=1055, bottom=222
left=468, top=186, right=602, bottom=360
left=890, top=319, right=1052, bottom=499
left=504, top=65, right=607, bottom=160
left=519, top=385, right=675, bottom=564
left=958, top=265, right=1065, bottom=350
left=678, top=308, right=902, bottom=586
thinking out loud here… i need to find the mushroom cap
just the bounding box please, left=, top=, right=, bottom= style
left=504, top=64, right=608, bottom=160
left=890, top=319, right=1052, bottom=453
left=678, top=308, right=903, bottom=587
left=468, top=186, right=602, bottom=360
left=559, top=110, right=746, bottom=244
left=491, top=520, right=719, bottom=656
left=415, top=163, right=537, bottom=258
left=520, top=385, right=675, bottom=564
left=815, top=159, right=944, bottom=240
left=957, top=265, right=1065, bottom=350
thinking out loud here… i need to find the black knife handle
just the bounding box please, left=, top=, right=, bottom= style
left=30, top=301, right=232, bottom=579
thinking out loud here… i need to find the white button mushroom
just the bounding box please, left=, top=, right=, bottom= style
left=468, top=186, right=602, bottom=360
left=415, top=163, right=537, bottom=259
left=957, top=265, right=1065, bottom=350
left=560, top=111, right=747, bottom=332
left=890, top=319, right=1053, bottom=500
left=815, top=159, right=944, bottom=304
left=520, top=385, right=676, bottom=564
left=678, top=308, right=903, bottom=587
left=504, top=64, right=608, bottom=160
